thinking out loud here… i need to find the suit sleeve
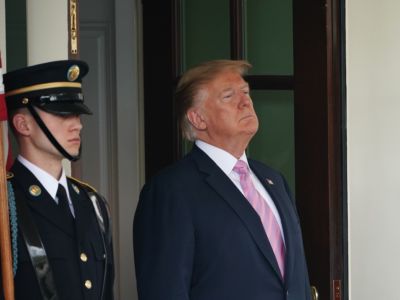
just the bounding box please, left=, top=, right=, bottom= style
left=133, top=180, right=194, bottom=300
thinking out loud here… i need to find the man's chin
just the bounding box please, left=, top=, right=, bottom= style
left=245, top=122, right=259, bottom=135
left=65, top=148, right=80, bottom=158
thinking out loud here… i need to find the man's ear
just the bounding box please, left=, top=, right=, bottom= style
left=12, top=113, right=31, bottom=136
left=187, top=108, right=207, bottom=130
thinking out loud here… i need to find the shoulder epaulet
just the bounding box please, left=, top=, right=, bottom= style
left=7, top=172, right=14, bottom=180
left=68, top=176, right=98, bottom=193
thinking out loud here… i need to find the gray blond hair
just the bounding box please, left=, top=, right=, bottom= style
left=175, top=60, right=252, bottom=141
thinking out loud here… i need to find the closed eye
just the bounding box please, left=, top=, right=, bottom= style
left=221, top=92, right=234, bottom=101
left=223, top=93, right=233, bottom=99
left=242, top=87, right=250, bottom=95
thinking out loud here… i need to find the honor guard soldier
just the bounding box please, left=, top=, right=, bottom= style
left=1, top=60, right=114, bottom=300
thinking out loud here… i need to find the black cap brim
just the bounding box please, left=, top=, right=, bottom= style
left=36, top=102, right=93, bottom=116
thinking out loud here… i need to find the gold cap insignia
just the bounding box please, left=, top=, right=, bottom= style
left=29, top=185, right=42, bottom=196
left=266, top=179, right=274, bottom=185
left=67, top=65, right=80, bottom=82
left=72, top=184, right=80, bottom=194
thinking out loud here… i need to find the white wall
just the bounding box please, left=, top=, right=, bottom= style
left=347, top=1, right=400, bottom=299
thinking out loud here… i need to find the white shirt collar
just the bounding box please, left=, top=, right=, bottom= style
left=18, top=155, right=70, bottom=201
left=195, top=140, right=249, bottom=175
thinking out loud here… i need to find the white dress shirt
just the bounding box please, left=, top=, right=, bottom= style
left=195, top=140, right=285, bottom=242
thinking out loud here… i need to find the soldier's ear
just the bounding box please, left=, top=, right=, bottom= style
left=12, top=112, right=32, bottom=136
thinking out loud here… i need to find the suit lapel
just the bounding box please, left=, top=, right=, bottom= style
left=249, top=161, right=297, bottom=284
left=190, top=147, right=283, bottom=282
left=11, top=160, right=75, bottom=237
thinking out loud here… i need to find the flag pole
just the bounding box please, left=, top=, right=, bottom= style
left=0, top=123, right=14, bottom=299
left=0, top=52, right=15, bottom=299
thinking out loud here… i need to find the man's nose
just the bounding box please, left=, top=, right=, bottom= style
left=71, top=115, right=83, bottom=131
left=238, top=92, right=251, bottom=107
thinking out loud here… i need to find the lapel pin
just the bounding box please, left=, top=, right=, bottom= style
left=29, top=185, right=42, bottom=197
left=72, top=184, right=80, bottom=194
left=266, top=178, right=274, bottom=185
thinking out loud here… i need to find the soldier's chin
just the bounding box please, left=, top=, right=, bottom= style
left=67, top=148, right=81, bottom=157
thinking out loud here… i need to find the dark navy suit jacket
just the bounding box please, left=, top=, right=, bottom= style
left=134, top=146, right=311, bottom=300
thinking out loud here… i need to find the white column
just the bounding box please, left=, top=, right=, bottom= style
left=26, top=0, right=68, bottom=65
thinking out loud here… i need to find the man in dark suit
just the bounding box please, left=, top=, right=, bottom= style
left=2, top=60, right=114, bottom=300
left=133, top=60, right=311, bottom=300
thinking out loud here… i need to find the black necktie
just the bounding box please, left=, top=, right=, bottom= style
left=56, top=184, right=73, bottom=220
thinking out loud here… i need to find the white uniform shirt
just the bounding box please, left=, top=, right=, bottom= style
left=18, top=155, right=75, bottom=217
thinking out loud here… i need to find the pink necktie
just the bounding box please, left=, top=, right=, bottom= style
left=233, top=160, right=285, bottom=278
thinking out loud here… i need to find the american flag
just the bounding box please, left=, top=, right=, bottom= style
left=0, top=51, right=12, bottom=170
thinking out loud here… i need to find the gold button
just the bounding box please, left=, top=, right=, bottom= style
left=80, top=253, right=88, bottom=262
left=84, top=280, right=92, bottom=289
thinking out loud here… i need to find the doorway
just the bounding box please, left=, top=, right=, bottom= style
left=142, top=0, right=347, bottom=299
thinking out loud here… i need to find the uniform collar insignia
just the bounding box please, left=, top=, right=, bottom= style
left=266, top=178, right=274, bottom=185
left=29, top=185, right=42, bottom=196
